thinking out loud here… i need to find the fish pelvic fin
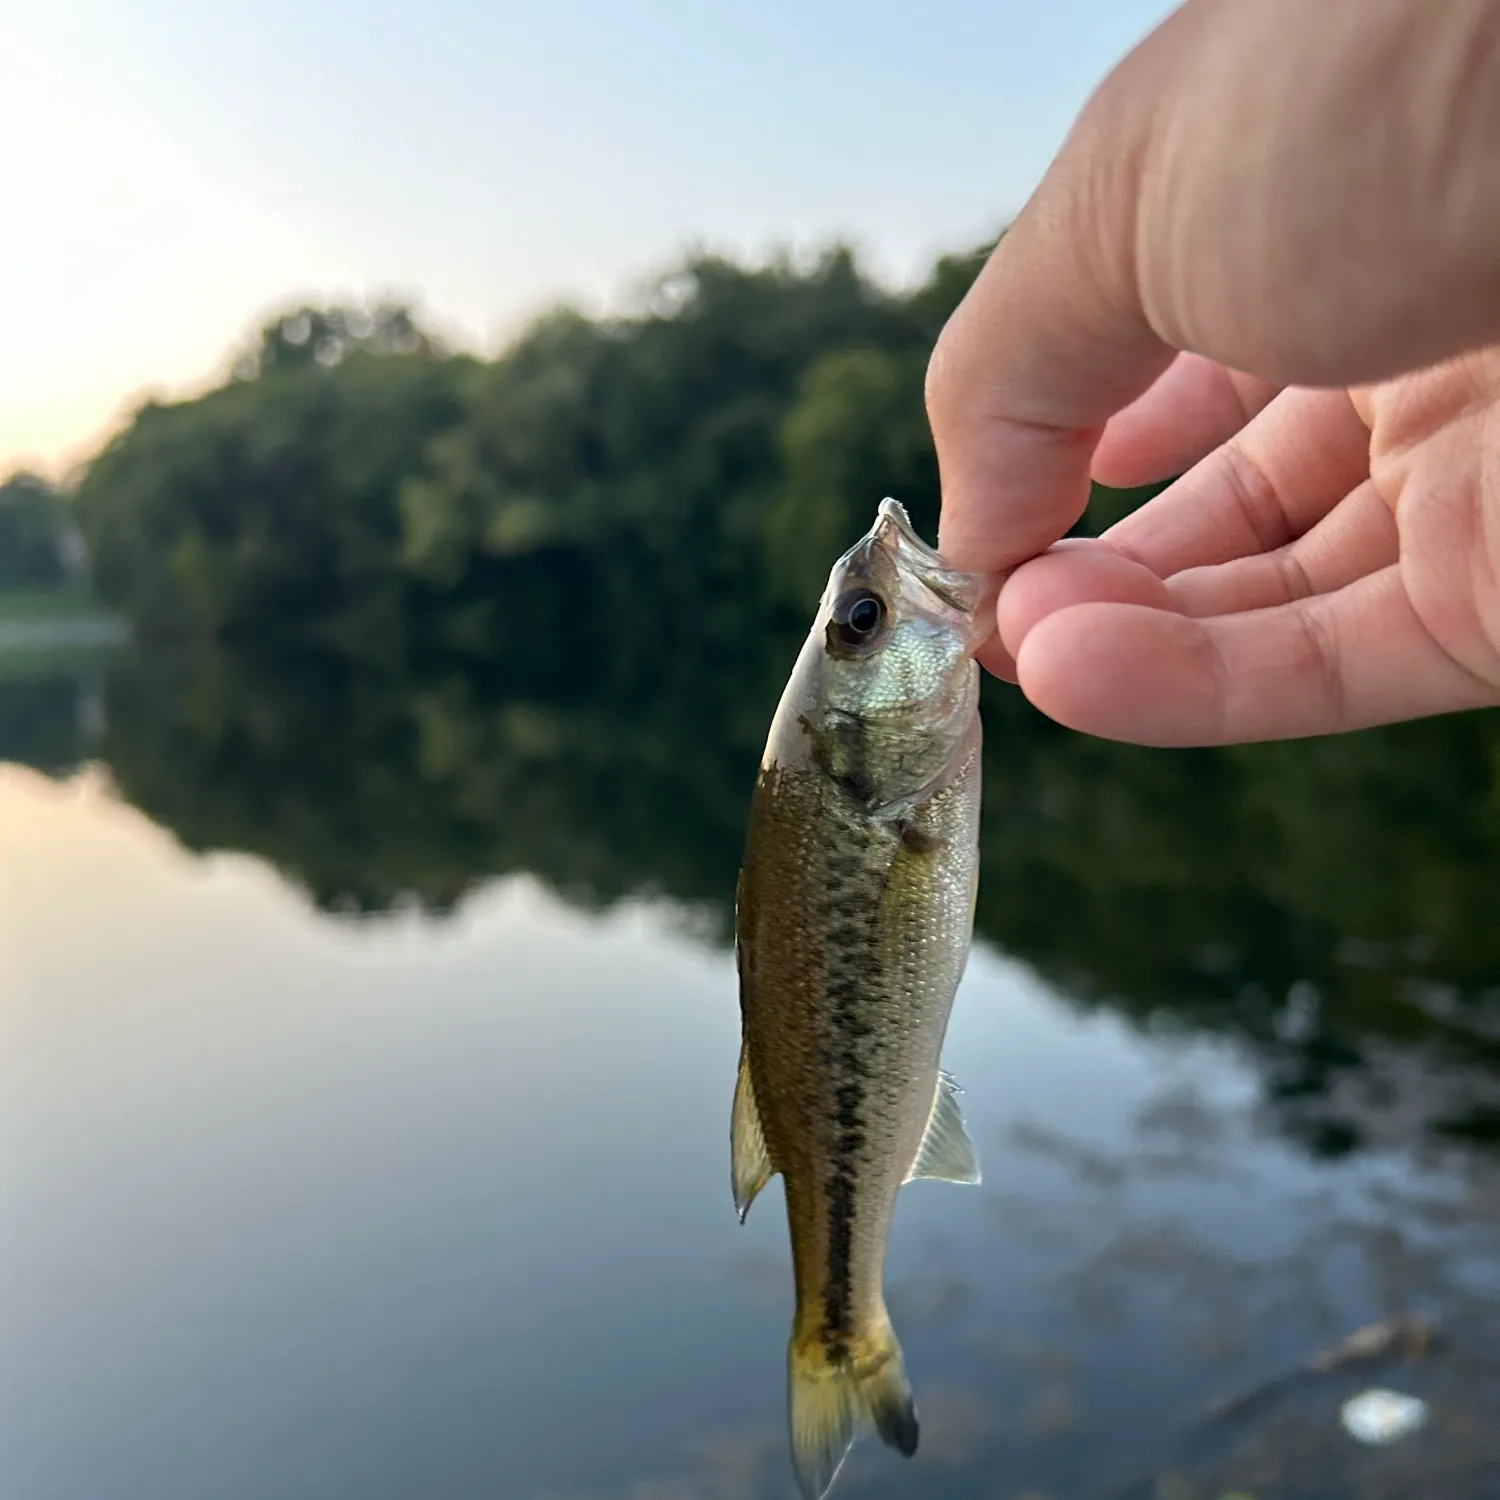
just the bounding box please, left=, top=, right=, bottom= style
left=787, top=1315, right=917, bottom=1500
left=904, top=1071, right=981, bottom=1186
left=731, top=1045, right=774, bottom=1222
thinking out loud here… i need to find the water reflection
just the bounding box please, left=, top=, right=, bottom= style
left=10, top=628, right=1500, bottom=1162
left=2, top=766, right=1498, bottom=1499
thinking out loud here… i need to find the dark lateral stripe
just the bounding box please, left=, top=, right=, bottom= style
left=821, top=1080, right=867, bottom=1355
left=813, top=802, right=888, bottom=1355
left=820, top=981, right=873, bottom=1354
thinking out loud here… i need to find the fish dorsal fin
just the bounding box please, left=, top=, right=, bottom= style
left=732, top=1045, right=775, bottom=1221
left=904, top=1072, right=981, bottom=1186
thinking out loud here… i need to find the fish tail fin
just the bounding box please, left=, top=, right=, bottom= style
left=787, top=1312, right=917, bottom=1499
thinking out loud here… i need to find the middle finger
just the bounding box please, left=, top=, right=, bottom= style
left=1102, top=386, right=1372, bottom=578
left=1166, top=479, right=1399, bottom=617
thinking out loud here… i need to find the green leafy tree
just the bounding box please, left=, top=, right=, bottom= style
left=0, top=473, right=74, bottom=588
left=234, top=301, right=447, bottom=381
left=76, top=333, right=476, bottom=655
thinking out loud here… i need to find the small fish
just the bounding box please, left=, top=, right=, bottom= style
left=732, top=498, right=987, bottom=1499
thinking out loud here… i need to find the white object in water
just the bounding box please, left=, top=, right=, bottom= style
left=1339, top=1387, right=1428, bottom=1445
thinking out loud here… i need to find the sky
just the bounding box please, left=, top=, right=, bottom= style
left=0, top=0, right=1176, bottom=480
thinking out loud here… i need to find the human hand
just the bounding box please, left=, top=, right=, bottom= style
left=926, top=0, right=1500, bottom=744
left=997, top=350, right=1500, bottom=743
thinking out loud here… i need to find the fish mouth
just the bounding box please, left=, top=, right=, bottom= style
left=863, top=497, right=986, bottom=618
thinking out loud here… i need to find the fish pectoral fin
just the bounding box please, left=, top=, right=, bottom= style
left=904, top=1072, right=981, bottom=1186
left=731, top=1045, right=775, bottom=1222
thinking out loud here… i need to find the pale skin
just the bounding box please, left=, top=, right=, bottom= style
left=926, top=0, right=1500, bottom=746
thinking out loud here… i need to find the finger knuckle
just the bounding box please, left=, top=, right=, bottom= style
left=1273, top=547, right=1315, bottom=603
left=1220, top=445, right=1297, bottom=554
left=1294, top=606, right=1347, bottom=728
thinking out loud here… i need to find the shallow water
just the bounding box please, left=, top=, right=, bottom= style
left=2, top=767, right=1496, bottom=1500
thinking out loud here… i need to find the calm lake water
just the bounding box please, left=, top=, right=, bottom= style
left=2, top=758, right=1498, bottom=1500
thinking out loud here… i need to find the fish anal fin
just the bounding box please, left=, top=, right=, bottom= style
left=731, top=1045, right=775, bottom=1222
left=904, top=1072, right=981, bottom=1186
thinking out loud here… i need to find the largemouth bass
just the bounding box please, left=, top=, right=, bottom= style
left=732, top=497, right=987, bottom=1500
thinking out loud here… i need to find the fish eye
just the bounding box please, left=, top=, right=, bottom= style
left=830, top=588, right=888, bottom=648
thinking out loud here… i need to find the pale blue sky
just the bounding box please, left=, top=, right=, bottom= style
left=0, top=0, right=1175, bottom=477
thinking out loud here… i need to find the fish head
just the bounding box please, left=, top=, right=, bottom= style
left=801, top=498, right=986, bottom=807
left=817, top=497, right=987, bottom=713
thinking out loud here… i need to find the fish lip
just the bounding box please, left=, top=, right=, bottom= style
left=871, top=497, right=944, bottom=565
